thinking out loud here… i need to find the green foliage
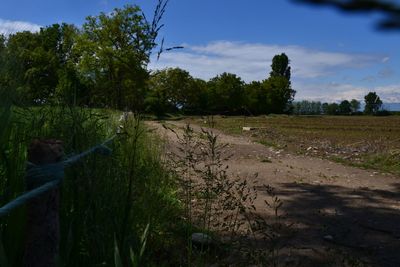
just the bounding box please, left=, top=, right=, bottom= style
left=207, top=72, right=245, bottom=114
left=326, top=102, right=340, bottom=115
left=364, top=91, right=382, bottom=115
left=350, top=99, right=360, bottom=113
left=244, top=53, right=295, bottom=115
left=0, top=107, right=182, bottom=266
left=145, top=68, right=206, bottom=115
left=263, top=76, right=295, bottom=114
left=293, top=100, right=322, bottom=115
left=76, top=5, right=156, bottom=110
left=0, top=24, right=84, bottom=105
left=0, top=1, right=169, bottom=111
left=339, top=100, right=352, bottom=115
left=270, top=53, right=291, bottom=80
left=244, top=81, right=267, bottom=115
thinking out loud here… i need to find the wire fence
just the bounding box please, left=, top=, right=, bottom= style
left=0, top=135, right=117, bottom=218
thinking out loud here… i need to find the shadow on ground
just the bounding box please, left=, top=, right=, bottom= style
left=256, top=182, right=400, bottom=266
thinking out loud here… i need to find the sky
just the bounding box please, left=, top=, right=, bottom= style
left=1, top=0, right=400, bottom=105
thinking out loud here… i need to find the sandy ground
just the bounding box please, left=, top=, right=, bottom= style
left=148, top=120, right=400, bottom=267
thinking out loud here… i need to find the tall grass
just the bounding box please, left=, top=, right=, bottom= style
left=0, top=98, right=182, bottom=266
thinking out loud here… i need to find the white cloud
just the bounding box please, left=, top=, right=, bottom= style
left=382, top=56, right=390, bottom=63
left=151, top=41, right=384, bottom=81
left=0, top=18, right=41, bottom=35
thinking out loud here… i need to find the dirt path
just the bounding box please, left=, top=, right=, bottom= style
left=148, top=120, right=400, bottom=267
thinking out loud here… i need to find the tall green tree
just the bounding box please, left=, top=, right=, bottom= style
left=364, top=91, right=382, bottom=114
left=264, top=53, right=296, bottom=113
left=76, top=3, right=167, bottom=110
left=263, top=76, right=294, bottom=114
left=270, top=53, right=291, bottom=80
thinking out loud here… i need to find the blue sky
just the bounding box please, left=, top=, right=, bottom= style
left=1, top=0, right=399, bottom=104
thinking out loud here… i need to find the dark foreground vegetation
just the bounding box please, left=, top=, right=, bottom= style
left=0, top=95, right=184, bottom=266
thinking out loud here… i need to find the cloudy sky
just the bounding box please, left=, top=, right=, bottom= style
left=1, top=0, right=399, bottom=103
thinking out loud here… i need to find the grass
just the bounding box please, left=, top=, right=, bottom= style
left=1, top=103, right=287, bottom=266
left=183, top=115, right=400, bottom=175
left=0, top=100, right=184, bottom=266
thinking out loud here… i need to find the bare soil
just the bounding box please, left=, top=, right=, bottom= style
left=148, top=120, right=400, bottom=267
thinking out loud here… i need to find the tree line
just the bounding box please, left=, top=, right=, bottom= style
left=293, top=92, right=385, bottom=115
left=146, top=53, right=295, bottom=116
left=0, top=3, right=387, bottom=116
left=0, top=4, right=295, bottom=115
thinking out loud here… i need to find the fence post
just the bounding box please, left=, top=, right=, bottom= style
left=23, top=139, right=63, bottom=267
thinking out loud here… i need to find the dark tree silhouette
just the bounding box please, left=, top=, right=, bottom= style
left=292, top=0, right=400, bottom=30
left=364, top=91, right=382, bottom=114
left=270, top=53, right=291, bottom=80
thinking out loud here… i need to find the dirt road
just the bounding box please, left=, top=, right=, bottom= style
left=148, top=120, right=400, bottom=266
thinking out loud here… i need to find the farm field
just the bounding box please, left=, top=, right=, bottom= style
left=151, top=117, right=400, bottom=266
left=184, top=115, right=400, bottom=175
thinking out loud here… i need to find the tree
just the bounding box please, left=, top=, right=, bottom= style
left=52, top=23, right=89, bottom=106
left=1, top=24, right=86, bottom=105
left=76, top=2, right=168, bottom=110
left=322, top=102, right=329, bottom=114
left=350, top=99, right=360, bottom=113
left=293, top=0, right=400, bottom=30
left=244, top=81, right=267, bottom=114
left=293, top=100, right=322, bottom=115
left=264, top=53, right=296, bottom=114
left=187, top=78, right=209, bottom=114
left=0, top=35, right=7, bottom=90
left=326, top=103, right=340, bottom=115
left=364, top=91, right=382, bottom=114
left=146, top=68, right=197, bottom=115
left=207, top=72, right=245, bottom=114
left=339, top=100, right=352, bottom=114
left=270, top=53, right=291, bottom=80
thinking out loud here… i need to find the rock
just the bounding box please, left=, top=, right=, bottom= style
left=307, top=146, right=313, bottom=151
left=242, top=127, right=255, bottom=131
left=191, top=233, right=212, bottom=246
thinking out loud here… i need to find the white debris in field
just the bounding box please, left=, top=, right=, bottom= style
left=242, top=127, right=255, bottom=131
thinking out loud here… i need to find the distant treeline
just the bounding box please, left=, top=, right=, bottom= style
left=293, top=91, right=387, bottom=116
